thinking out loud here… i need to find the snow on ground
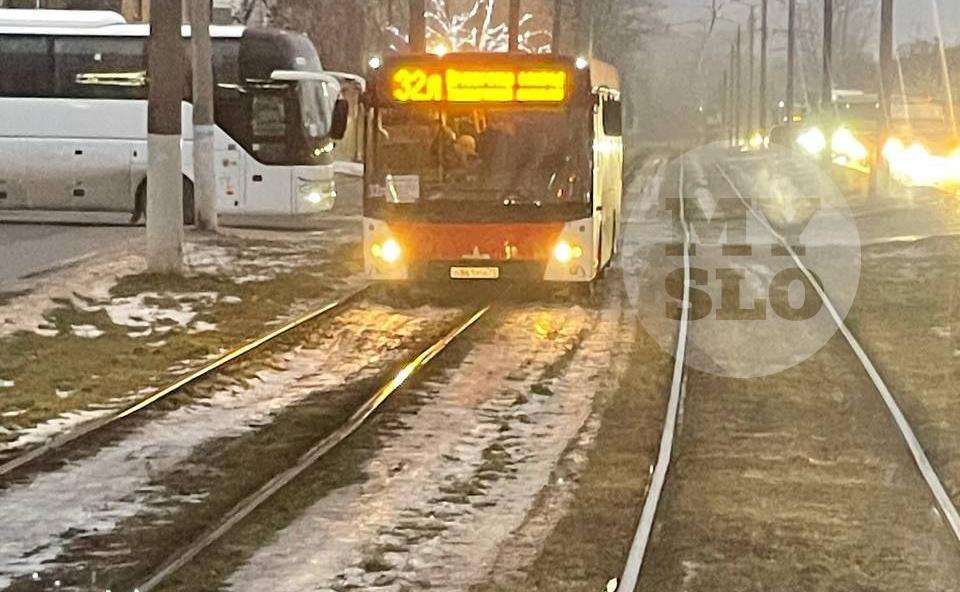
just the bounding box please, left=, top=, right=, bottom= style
left=225, top=304, right=625, bottom=592
left=0, top=305, right=454, bottom=588
left=0, top=227, right=356, bottom=339
left=0, top=251, right=145, bottom=338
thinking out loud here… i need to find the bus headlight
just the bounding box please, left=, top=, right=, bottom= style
left=553, top=240, right=583, bottom=264
left=298, top=179, right=336, bottom=210
left=372, top=238, right=403, bottom=264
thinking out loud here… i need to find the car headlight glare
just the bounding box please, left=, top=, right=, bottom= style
left=796, top=127, right=827, bottom=156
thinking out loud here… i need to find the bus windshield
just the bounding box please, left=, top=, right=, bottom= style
left=371, top=106, right=590, bottom=205
left=243, top=80, right=337, bottom=165
left=298, top=79, right=337, bottom=140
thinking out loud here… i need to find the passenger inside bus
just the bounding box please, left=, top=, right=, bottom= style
left=376, top=106, right=589, bottom=204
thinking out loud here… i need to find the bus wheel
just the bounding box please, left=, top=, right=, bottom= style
left=182, top=178, right=195, bottom=226
left=132, top=178, right=196, bottom=226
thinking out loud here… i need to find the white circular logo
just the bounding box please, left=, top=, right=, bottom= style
left=631, top=145, right=862, bottom=379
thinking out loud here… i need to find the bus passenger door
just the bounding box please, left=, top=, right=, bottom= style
left=595, top=93, right=624, bottom=268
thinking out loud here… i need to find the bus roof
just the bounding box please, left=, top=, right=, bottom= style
left=0, top=18, right=246, bottom=39
left=0, top=8, right=126, bottom=28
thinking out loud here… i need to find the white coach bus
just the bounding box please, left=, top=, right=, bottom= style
left=0, top=9, right=349, bottom=223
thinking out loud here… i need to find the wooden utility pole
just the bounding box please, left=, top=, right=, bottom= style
left=508, top=0, right=521, bottom=52
left=786, top=0, right=796, bottom=121
left=146, top=0, right=185, bottom=273
left=760, top=0, right=768, bottom=130
left=190, top=0, right=216, bottom=232
left=822, top=0, right=833, bottom=111
left=552, top=0, right=562, bottom=53
left=409, top=0, right=425, bottom=53
left=748, top=6, right=756, bottom=133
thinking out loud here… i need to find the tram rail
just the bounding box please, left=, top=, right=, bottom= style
left=0, top=286, right=371, bottom=479
left=136, top=305, right=491, bottom=591
left=614, top=156, right=960, bottom=591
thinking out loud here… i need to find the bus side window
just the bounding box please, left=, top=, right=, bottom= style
left=602, top=97, right=623, bottom=137
left=0, top=36, right=53, bottom=97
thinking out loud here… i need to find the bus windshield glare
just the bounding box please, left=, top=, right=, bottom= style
left=298, top=79, right=337, bottom=140
left=371, top=105, right=590, bottom=205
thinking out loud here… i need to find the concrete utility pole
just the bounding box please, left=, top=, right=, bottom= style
left=735, top=26, right=742, bottom=144
left=409, top=0, right=426, bottom=53
left=879, top=0, right=894, bottom=116
left=822, top=0, right=833, bottom=112
left=786, top=0, right=797, bottom=121
left=574, top=0, right=587, bottom=56
left=190, top=0, right=216, bottom=232
left=760, top=0, right=768, bottom=129
left=729, top=43, right=736, bottom=145
left=552, top=0, right=563, bottom=53
left=147, top=0, right=185, bottom=273
left=874, top=0, right=894, bottom=197
left=748, top=6, right=755, bottom=133
left=121, top=0, right=150, bottom=22
left=722, top=70, right=729, bottom=139
left=508, top=0, right=521, bottom=52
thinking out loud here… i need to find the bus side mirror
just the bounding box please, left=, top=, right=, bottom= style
left=331, top=98, right=349, bottom=140
left=603, top=99, right=623, bottom=137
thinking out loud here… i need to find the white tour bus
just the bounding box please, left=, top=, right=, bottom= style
left=0, top=9, right=349, bottom=223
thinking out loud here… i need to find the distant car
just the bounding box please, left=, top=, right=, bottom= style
left=768, top=124, right=795, bottom=148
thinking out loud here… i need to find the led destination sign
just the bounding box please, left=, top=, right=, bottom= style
left=389, top=63, right=570, bottom=104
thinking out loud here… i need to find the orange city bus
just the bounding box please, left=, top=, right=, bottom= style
left=362, top=52, right=623, bottom=283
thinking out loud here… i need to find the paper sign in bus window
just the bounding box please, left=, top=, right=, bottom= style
left=385, top=174, right=420, bottom=203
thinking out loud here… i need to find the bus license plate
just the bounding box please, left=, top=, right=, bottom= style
left=450, top=266, right=500, bottom=280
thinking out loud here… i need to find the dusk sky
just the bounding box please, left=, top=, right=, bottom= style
left=661, top=0, right=960, bottom=45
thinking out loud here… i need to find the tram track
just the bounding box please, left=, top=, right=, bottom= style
left=133, top=305, right=491, bottom=591
left=716, top=162, right=960, bottom=544
left=0, top=298, right=489, bottom=590
left=0, top=286, right=371, bottom=479
left=615, top=154, right=960, bottom=591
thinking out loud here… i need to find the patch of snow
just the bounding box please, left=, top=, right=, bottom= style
left=0, top=379, right=13, bottom=389
left=55, top=389, right=76, bottom=400
left=70, top=324, right=104, bottom=339
left=0, top=407, right=116, bottom=453
left=188, top=321, right=218, bottom=334
left=1, top=409, right=25, bottom=418
left=222, top=296, right=242, bottom=304
left=931, top=326, right=952, bottom=339
left=0, top=252, right=145, bottom=338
